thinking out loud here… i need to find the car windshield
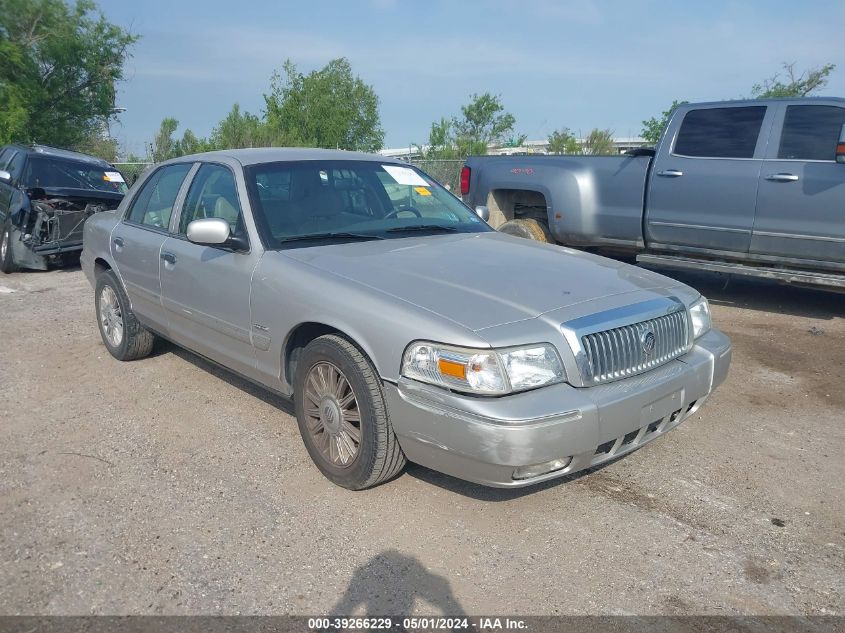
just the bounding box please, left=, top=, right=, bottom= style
left=245, top=160, right=490, bottom=246
left=23, top=157, right=128, bottom=194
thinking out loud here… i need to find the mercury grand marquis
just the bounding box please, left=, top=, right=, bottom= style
left=81, top=148, right=731, bottom=489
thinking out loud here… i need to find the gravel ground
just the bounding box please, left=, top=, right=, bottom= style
left=0, top=267, right=843, bottom=616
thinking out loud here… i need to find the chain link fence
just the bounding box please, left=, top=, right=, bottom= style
left=408, top=159, right=465, bottom=192
left=113, top=159, right=467, bottom=191
left=113, top=162, right=153, bottom=186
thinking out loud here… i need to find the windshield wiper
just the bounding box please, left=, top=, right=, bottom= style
left=279, top=232, right=385, bottom=243
left=385, top=224, right=459, bottom=233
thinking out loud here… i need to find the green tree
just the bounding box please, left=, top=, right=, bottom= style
left=0, top=0, right=138, bottom=148
left=581, top=128, right=616, bottom=155
left=178, top=129, right=213, bottom=156
left=547, top=128, right=580, bottom=154
left=75, top=131, right=119, bottom=162
left=209, top=103, right=270, bottom=149
left=640, top=100, right=687, bottom=145
left=419, top=118, right=460, bottom=159
left=150, top=117, right=180, bottom=162
left=264, top=58, right=383, bottom=152
left=751, top=62, right=836, bottom=98
left=452, top=92, right=517, bottom=156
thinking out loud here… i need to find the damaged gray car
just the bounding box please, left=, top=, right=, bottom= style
left=0, top=144, right=128, bottom=273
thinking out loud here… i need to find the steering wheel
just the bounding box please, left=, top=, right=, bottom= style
left=384, top=206, right=422, bottom=220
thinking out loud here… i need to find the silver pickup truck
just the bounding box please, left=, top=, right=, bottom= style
left=462, top=98, right=845, bottom=290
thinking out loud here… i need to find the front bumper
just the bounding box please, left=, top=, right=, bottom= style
left=385, top=329, right=731, bottom=487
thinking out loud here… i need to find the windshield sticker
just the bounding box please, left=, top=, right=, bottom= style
left=103, top=171, right=125, bottom=183
left=382, top=165, right=429, bottom=187
left=414, top=186, right=432, bottom=196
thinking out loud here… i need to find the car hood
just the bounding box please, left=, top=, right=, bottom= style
left=280, top=231, right=684, bottom=331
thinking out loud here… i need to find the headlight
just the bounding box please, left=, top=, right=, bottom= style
left=689, top=296, right=711, bottom=339
left=401, top=342, right=565, bottom=395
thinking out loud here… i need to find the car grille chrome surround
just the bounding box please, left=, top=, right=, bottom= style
left=560, top=297, right=693, bottom=387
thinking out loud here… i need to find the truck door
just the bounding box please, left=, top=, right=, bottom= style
left=646, top=105, right=773, bottom=253
left=751, top=103, right=845, bottom=264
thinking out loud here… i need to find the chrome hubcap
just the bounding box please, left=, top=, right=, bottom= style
left=99, top=286, right=124, bottom=347
left=304, top=362, right=361, bottom=467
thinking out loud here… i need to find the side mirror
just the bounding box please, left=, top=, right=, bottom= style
left=475, top=205, right=490, bottom=222
left=0, top=170, right=11, bottom=184
left=837, top=124, right=845, bottom=164
left=186, top=218, right=230, bottom=245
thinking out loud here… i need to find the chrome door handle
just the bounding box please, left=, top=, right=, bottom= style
left=656, top=169, right=684, bottom=178
left=112, top=236, right=124, bottom=250
left=765, top=173, right=799, bottom=182
left=160, top=252, right=177, bottom=265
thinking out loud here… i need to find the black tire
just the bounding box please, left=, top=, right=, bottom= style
left=1, top=221, right=18, bottom=274
left=95, top=269, right=156, bottom=361
left=294, top=334, right=406, bottom=490
left=498, top=218, right=553, bottom=243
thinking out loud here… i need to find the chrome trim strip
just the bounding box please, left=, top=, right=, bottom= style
left=649, top=220, right=750, bottom=234
left=754, top=230, right=845, bottom=244
left=669, top=153, right=760, bottom=161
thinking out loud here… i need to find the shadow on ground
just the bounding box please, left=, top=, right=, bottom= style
left=639, top=266, right=845, bottom=320
left=328, top=550, right=466, bottom=618
left=167, top=344, right=295, bottom=416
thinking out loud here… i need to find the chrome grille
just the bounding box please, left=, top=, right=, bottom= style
left=580, top=309, right=691, bottom=384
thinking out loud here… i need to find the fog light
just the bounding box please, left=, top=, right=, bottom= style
left=512, top=457, right=572, bottom=480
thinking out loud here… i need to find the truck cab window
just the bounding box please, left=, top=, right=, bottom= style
left=778, top=105, right=845, bottom=161
left=674, top=106, right=766, bottom=158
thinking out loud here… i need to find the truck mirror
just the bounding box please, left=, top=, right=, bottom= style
left=0, top=169, right=10, bottom=184
left=837, top=124, right=845, bottom=164
left=475, top=205, right=490, bottom=222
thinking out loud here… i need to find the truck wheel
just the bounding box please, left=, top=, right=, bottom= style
left=1, top=221, right=19, bottom=273
left=498, top=218, right=553, bottom=243
left=95, top=269, right=156, bottom=361
left=294, top=334, right=406, bottom=490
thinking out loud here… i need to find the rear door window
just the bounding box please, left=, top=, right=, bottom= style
left=778, top=105, right=845, bottom=161
left=126, top=163, right=192, bottom=230
left=674, top=106, right=767, bottom=158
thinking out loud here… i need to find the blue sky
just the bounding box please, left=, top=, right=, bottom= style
left=101, top=0, right=845, bottom=157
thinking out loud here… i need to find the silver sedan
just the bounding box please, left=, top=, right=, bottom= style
left=82, top=148, right=731, bottom=489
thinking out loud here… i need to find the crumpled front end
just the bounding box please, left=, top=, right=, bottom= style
left=10, top=195, right=119, bottom=270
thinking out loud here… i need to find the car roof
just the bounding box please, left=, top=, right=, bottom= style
left=681, top=96, right=845, bottom=108
left=2, top=144, right=113, bottom=167
left=164, top=147, right=404, bottom=167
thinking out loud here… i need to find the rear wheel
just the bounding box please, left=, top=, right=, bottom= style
left=0, top=221, right=18, bottom=273
left=95, top=270, right=156, bottom=361
left=294, top=334, right=406, bottom=490
left=498, top=218, right=553, bottom=243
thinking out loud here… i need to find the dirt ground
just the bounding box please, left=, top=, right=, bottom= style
left=0, top=266, right=843, bottom=616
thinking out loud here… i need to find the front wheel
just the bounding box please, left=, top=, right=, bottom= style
left=95, top=270, right=156, bottom=361
left=0, top=221, right=18, bottom=273
left=498, top=218, right=553, bottom=243
left=294, top=334, right=406, bottom=490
